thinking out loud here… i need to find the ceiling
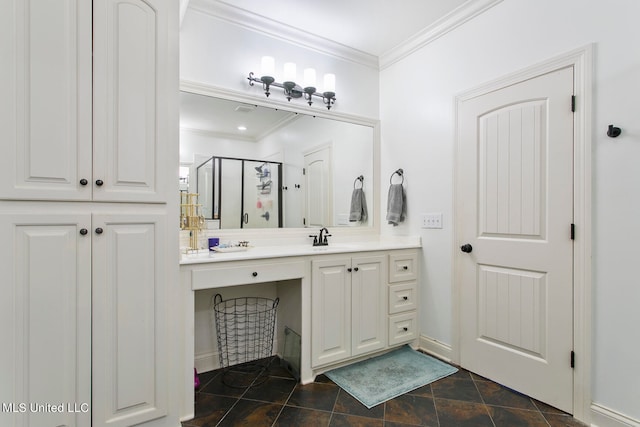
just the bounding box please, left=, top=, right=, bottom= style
left=210, top=0, right=469, bottom=57
left=180, top=92, right=301, bottom=141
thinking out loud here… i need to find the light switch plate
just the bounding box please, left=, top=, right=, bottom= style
left=421, top=213, right=443, bottom=229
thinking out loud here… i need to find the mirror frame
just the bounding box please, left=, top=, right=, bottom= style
left=180, top=79, right=381, bottom=240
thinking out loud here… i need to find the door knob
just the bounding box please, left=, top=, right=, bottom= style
left=460, top=244, right=473, bottom=253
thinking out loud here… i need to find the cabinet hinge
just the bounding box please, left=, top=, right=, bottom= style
left=571, top=95, right=576, bottom=112
left=570, top=351, right=575, bottom=368
left=571, top=223, right=575, bottom=240
left=302, top=168, right=306, bottom=175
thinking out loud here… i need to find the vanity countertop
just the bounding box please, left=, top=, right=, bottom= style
left=180, top=236, right=421, bottom=265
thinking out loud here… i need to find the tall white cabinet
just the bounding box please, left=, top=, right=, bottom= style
left=0, top=1, right=179, bottom=426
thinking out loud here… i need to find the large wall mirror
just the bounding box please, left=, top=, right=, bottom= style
left=180, top=86, right=377, bottom=231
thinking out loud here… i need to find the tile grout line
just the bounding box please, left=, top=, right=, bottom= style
left=270, top=379, right=297, bottom=427
left=470, top=373, right=497, bottom=427
left=214, top=368, right=265, bottom=427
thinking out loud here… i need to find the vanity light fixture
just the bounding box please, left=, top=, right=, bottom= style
left=248, top=56, right=336, bottom=110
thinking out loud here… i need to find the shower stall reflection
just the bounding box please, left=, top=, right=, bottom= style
left=197, top=156, right=283, bottom=229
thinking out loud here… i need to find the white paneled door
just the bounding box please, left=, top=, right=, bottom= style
left=457, top=66, right=574, bottom=412
left=304, top=145, right=332, bottom=227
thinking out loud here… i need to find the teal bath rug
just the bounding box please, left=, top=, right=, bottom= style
left=325, top=345, right=458, bottom=408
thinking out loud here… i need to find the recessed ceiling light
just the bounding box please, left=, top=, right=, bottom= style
left=237, top=125, right=247, bottom=131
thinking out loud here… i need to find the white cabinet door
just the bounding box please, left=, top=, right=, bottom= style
left=311, top=254, right=388, bottom=367
left=311, top=257, right=352, bottom=367
left=351, top=255, right=387, bottom=356
left=93, top=0, right=171, bottom=203
left=0, top=213, right=91, bottom=427
left=92, top=213, right=168, bottom=427
left=0, top=0, right=92, bottom=201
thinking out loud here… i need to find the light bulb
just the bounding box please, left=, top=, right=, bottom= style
left=261, top=56, right=274, bottom=77
left=323, top=73, right=336, bottom=93
left=283, top=62, right=297, bottom=83
left=303, top=68, right=316, bottom=89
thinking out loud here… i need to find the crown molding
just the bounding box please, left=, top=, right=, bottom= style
left=380, top=0, right=503, bottom=70
left=188, top=0, right=379, bottom=70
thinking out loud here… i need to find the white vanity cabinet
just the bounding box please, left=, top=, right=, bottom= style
left=0, top=1, right=177, bottom=426
left=0, top=0, right=171, bottom=203
left=311, top=254, right=387, bottom=367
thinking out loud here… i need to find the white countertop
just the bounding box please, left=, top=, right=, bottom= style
left=180, top=236, right=421, bottom=265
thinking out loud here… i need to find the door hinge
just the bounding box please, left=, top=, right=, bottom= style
left=571, top=95, right=576, bottom=112
left=571, top=223, right=575, bottom=240
left=303, top=218, right=306, bottom=226
left=570, top=351, right=575, bottom=368
left=302, top=168, right=306, bottom=175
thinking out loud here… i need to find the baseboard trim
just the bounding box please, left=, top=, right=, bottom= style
left=195, top=340, right=280, bottom=374
left=418, top=334, right=453, bottom=363
left=591, top=404, right=640, bottom=427
left=194, top=351, right=219, bottom=374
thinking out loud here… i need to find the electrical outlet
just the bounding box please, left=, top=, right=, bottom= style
left=421, top=213, right=443, bottom=229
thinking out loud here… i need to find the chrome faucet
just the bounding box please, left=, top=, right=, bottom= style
left=309, top=227, right=331, bottom=246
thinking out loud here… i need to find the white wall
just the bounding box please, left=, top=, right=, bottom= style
left=380, top=0, right=640, bottom=422
left=259, top=116, right=374, bottom=227
left=180, top=8, right=380, bottom=118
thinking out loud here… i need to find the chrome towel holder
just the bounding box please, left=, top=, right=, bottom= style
left=390, top=168, right=404, bottom=185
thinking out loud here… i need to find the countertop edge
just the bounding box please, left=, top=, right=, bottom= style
left=180, top=239, right=421, bottom=265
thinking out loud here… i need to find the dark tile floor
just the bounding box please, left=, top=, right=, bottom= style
left=182, top=356, right=586, bottom=427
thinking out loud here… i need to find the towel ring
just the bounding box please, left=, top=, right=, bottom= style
left=353, top=175, right=364, bottom=189
left=390, top=168, right=404, bottom=185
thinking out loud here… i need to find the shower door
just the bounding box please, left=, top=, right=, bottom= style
left=242, top=161, right=280, bottom=228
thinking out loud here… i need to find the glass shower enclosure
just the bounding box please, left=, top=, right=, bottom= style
left=197, top=156, right=282, bottom=229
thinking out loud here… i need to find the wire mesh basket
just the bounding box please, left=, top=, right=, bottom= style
left=211, top=294, right=279, bottom=386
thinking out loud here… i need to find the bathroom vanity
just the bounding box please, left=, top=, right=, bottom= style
left=180, top=238, right=420, bottom=420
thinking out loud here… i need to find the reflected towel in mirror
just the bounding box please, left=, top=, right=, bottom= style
left=349, top=188, right=368, bottom=223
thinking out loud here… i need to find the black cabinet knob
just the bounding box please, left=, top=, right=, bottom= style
left=403, top=296, right=408, bottom=301
left=95, top=227, right=103, bottom=234
left=95, top=179, right=104, bottom=186
left=79, top=179, right=88, bottom=186
left=353, top=267, right=359, bottom=272
left=460, top=244, right=473, bottom=253
left=79, top=228, right=88, bottom=235
left=252, top=272, right=258, bottom=277
left=347, top=268, right=352, bottom=272
left=402, top=265, right=408, bottom=270
left=403, top=327, right=408, bottom=332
